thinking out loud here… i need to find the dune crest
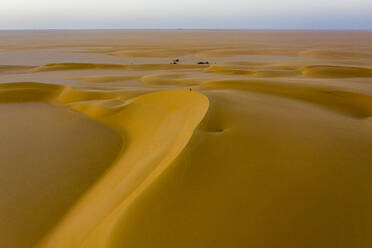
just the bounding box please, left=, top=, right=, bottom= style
left=71, top=74, right=141, bottom=83
left=0, top=82, right=209, bottom=248
left=301, top=65, right=372, bottom=78
left=202, top=79, right=372, bottom=119
left=33, top=63, right=128, bottom=72
left=35, top=88, right=209, bottom=248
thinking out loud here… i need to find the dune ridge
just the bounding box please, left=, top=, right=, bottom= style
left=0, top=82, right=208, bottom=248
left=301, top=65, right=372, bottom=78
left=0, top=82, right=63, bottom=103
left=202, top=79, right=372, bottom=119
left=0, top=82, right=209, bottom=248
left=33, top=63, right=128, bottom=72
left=106, top=88, right=372, bottom=248
left=298, top=49, right=372, bottom=60
left=11, top=62, right=208, bottom=73
left=140, top=73, right=217, bottom=86
left=72, top=74, right=141, bottom=83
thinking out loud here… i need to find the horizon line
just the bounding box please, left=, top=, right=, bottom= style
left=1, top=28, right=372, bottom=31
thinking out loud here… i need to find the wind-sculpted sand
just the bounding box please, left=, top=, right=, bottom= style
left=0, top=30, right=371, bottom=248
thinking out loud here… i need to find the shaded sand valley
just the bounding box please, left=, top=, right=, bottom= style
left=0, top=103, right=122, bottom=248
left=0, top=30, right=371, bottom=248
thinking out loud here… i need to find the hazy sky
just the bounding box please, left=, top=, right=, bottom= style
left=1, top=0, right=372, bottom=29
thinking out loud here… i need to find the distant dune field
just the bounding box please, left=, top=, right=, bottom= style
left=0, top=30, right=371, bottom=248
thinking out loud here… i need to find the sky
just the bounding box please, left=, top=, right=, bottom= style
left=1, top=0, right=372, bottom=29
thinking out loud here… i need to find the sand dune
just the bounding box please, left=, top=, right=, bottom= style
left=110, top=48, right=199, bottom=58
left=207, top=64, right=302, bottom=77
left=0, top=82, right=63, bottom=103
left=72, top=74, right=142, bottom=83
left=253, top=69, right=302, bottom=77
left=0, top=30, right=371, bottom=248
left=207, top=64, right=255, bottom=75
left=140, top=73, right=216, bottom=86
left=301, top=65, right=372, bottom=78
left=109, top=89, right=372, bottom=248
left=0, top=65, right=34, bottom=73
left=299, top=49, right=372, bottom=60
left=33, top=63, right=128, bottom=72
left=199, top=48, right=296, bottom=57
left=38, top=88, right=209, bottom=248
left=202, top=79, right=372, bottom=119
left=33, top=63, right=207, bottom=73
left=125, top=64, right=207, bottom=71
left=0, top=81, right=208, bottom=248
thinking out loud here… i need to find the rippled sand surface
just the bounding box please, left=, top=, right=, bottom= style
left=0, top=30, right=371, bottom=248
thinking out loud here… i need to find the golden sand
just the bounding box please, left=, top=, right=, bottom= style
left=0, top=30, right=371, bottom=248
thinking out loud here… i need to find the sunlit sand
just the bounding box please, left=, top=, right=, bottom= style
left=0, top=30, right=371, bottom=248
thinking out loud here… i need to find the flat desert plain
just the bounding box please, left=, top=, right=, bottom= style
left=0, top=30, right=371, bottom=248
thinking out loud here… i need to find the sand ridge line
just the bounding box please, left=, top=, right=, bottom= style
left=201, top=79, right=372, bottom=119
left=71, top=74, right=142, bottom=83
left=3, top=62, right=208, bottom=73
left=34, top=88, right=210, bottom=248
left=140, top=72, right=220, bottom=86
left=301, top=65, right=372, bottom=78
left=0, top=81, right=210, bottom=248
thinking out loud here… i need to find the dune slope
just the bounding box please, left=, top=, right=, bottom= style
left=108, top=90, right=372, bottom=248
left=0, top=101, right=122, bottom=248
left=36, top=89, right=209, bottom=248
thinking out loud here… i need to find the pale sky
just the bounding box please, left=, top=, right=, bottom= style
left=1, top=0, right=372, bottom=29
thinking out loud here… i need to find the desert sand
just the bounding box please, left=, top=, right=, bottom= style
left=0, top=30, right=371, bottom=248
